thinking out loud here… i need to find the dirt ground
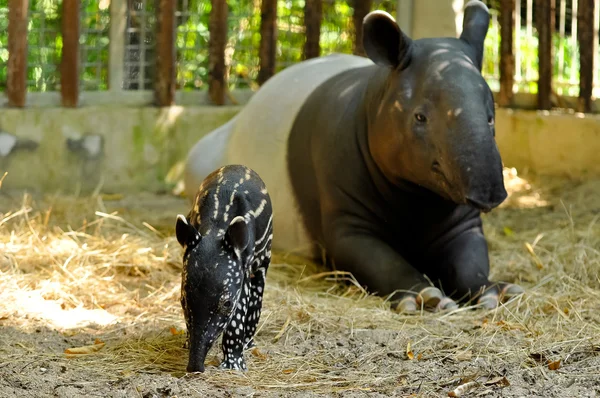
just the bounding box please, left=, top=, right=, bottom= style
left=1, top=169, right=599, bottom=398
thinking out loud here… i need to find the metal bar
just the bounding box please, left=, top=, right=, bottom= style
left=257, top=0, right=277, bottom=85
left=208, top=0, right=228, bottom=105
left=109, top=0, right=126, bottom=90
left=498, top=0, right=515, bottom=107
left=155, top=0, right=176, bottom=105
left=6, top=0, right=29, bottom=107
left=303, top=0, right=322, bottom=60
left=61, top=0, right=80, bottom=107
left=578, top=0, right=594, bottom=112
left=535, top=0, right=554, bottom=110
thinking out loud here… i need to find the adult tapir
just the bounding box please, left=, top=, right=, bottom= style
left=183, top=0, right=523, bottom=313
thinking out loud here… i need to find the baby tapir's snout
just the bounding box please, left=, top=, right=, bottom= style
left=176, top=165, right=273, bottom=373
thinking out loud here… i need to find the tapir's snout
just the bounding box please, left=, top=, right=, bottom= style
left=463, top=160, right=507, bottom=212
left=186, top=334, right=212, bottom=373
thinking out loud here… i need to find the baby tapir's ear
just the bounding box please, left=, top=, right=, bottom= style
left=175, top=214, right=201, bottom=248
left=227, top=216, right=249, bottom=259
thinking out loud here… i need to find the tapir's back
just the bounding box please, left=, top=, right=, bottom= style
left=184, top=53, right=372, bottom=259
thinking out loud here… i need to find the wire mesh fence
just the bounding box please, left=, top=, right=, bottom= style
left=26, top=0, right=62, bottom=92
left=124, top=0, right=157, bottom=90
left=481, top=0, right=589, bottom=97
left=0, top=0, right=598, bottom=101
left=80, top=0, right=111, bottom=91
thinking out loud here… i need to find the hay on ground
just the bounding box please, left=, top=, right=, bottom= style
left=0, top=168, right=599, bottom=395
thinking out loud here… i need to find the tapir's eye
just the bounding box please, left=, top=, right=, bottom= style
left=414, top=113, right=427, bottom=123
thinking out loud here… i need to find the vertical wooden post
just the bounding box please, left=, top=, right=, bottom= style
left=498, top=0, right=515, bottom=107
left=257, top=0, right=277, bottom=85
left=303, top=0, right=322, bottom=60
left=578, top=0, right=594, bottom=113
left=61, top=0, right=80, bottom=107
left=208, top=0, right=228, bottom=105
left=155, top=0, right=176, bottom=106
left=535, top=0, right=554, bottom=111
left=352, top=0, right=373, bottom=56
left=7, top=0, right=29, bottom=108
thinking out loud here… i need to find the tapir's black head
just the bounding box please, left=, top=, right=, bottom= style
left=175, top=214, right=250, bottom=373
left=363, top=0, right=507, bottom=212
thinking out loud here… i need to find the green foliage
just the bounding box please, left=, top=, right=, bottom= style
left=0, top=0, right=587, bottom=97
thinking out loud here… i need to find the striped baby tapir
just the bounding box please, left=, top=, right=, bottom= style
left=175, top=164, right=273, bottom=373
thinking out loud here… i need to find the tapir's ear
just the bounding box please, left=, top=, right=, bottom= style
left=362, top=10, right=413, bottom=70
left=227, top=216, right=249, bottom=258
left=175, top=214, right=201, bottom=248
left=459, top=0, right=490, bottom=71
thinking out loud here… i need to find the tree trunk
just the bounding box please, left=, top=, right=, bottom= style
left=498, top=0, right=515, bottom=107
left=303, top=0, right=322, bottom=60
left=352, top=0, right=372, bottom=56
left=257, top=0, right=277, bottom=85
left=577, top=0, right=594, bottom=113
left=155, top=0, right=176, bottom=106
left=7, top=0, right=28, bottom=108
left=61, top=0, right=80, bottom=107
left=535, top=0, right=554, bottom=111
left=208, top=0, right=228, bottom=105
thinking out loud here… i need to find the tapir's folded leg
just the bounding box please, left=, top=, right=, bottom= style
left=323, top=225, right=457, bottom=313
left=430, top=226, right=524, bottom=308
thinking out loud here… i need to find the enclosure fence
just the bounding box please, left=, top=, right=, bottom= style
left=1, top=0, right=600, bottom=112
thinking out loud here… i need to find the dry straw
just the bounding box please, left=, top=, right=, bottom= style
left=1, top=168, right=599, bottom=395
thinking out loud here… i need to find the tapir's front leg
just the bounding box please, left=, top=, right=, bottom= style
left=242, top=265, right=268, bottom=350
left=219, top=283, right=250, bottom=371
left=324, top=220, right=458, bottom=313
left=432, top=226, right=524, bottom=308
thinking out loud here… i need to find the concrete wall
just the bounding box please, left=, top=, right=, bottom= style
left=0, top=106, right=241, bottom=196
left=397, top=0, right=464, bottom=39
left=1, top=104, right=599, bottom=198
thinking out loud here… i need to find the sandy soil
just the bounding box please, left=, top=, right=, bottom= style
left=1, top=170, right=599, bottom=397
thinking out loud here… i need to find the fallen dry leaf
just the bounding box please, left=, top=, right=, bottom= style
left=251, top=347, right=268, bottom=360
left=484, top=376, right=510, bottom=387
left=64, top=341, right=106, bottom=357
left=406, top=341, right=415, bottom=360
left=170, top=327, right=185, bottom=335
left=282, top=368, right=295, bottom=374
left=548, top=359, right=561, bottom=370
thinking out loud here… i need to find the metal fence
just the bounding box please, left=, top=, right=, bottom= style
left=1, top=0, right=600, bottom=111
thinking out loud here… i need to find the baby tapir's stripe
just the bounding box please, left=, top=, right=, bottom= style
left=176, top=164, right=273, bottom=373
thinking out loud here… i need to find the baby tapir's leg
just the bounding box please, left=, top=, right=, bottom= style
left=243, top=265, right=269, bottom=350
left=219, top=282, right=251, bottom=371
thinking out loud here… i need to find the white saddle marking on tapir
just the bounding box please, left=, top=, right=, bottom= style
left=184, top=53, right=373, bottom=259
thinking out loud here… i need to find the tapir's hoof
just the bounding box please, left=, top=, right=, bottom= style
left=477, top=293, right=499, bottom=309
left=476, top=282, right=524, bottom=309
left=219, top=357, right=248, bottom=372
left=416, top=287, right=444, bottom=309
left=394, top=296, right=418, bottom=313
left=436, top=297, right=459, bottom=311
left=500, top=283, right=525, bottom=300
